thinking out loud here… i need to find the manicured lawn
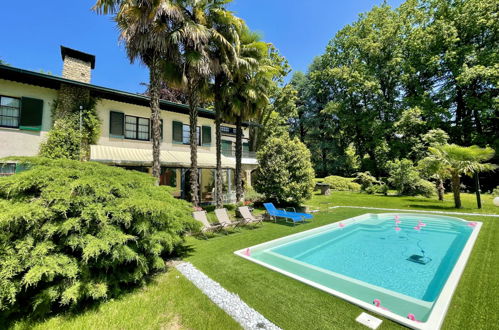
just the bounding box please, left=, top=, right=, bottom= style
left=10, top=269, right=240, bottom=330
left=10, top=191, right=499, bottom=329
left=307, top=190, right=498, bottom=214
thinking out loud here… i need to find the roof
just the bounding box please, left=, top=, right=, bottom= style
left=0, top=64, right=220, bottom=120
left=61, top=46, right=96, bottom=69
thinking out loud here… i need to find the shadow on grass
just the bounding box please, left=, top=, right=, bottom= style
left=1, top=244, right=196, bottom=329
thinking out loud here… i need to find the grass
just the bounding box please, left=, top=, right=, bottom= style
left=10, top=269, right=240, bottom=330
left=307, top=191, right=498, bottom=214
left=9, top=191, right=499, bottom=329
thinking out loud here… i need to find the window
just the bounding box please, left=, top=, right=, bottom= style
left=125, top=115, right=150, bottom=141
left=0, top=96, right=20, bottom=128
left=182, top=124, right=201, bottom=145
left=220, top=125, right=237, bottom=135
left=0, top=163, right=16, bottom=176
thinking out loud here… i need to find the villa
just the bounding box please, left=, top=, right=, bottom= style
left=0, top=46, right=258, bottom=203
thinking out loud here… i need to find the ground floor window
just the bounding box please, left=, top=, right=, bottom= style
left=157, top=167, right=235, bottom=203
left=0, top=163, right=16, bottom=176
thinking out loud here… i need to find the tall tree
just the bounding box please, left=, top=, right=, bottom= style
left=230, top=32, right=275, bottom=202
left=94, top=0, right=184, bottom=182
left=207, top=7, right=243, bottom=208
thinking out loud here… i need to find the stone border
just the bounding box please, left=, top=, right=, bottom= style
left=327, top=206, right=499, bottom=217
left=176, top=262, right=281, bottom=330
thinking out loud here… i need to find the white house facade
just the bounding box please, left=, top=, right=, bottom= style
left=0, top=46, right=258, bottom=203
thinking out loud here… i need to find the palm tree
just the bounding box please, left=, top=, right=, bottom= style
left=428, top=144, right=497, bottom=208
left=176, top=0, right=239, bottom=207
left=206, top=9, right=243, bottom=208
left=230, top=33, right=275, bottom=202
left=94, top=0, right=184, bottom=182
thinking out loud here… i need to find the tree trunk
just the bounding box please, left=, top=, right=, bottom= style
left=235, top=115, right=243, bottom=203
left=451, top=173, right=462, bottom=208
left=214, top=76, right=224, bottom=208
left=150, top=55, right=161, bottom=184
left=436, top=178, right=445, bottom=201
left=188, top=82, right=199, bottom=207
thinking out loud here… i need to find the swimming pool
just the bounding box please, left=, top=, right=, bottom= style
left=235, top=213, right=481, bottom=329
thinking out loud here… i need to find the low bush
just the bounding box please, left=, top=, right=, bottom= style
left=354, top=171, right=379, bottom=192
left=244, top=186, right=264, bottom=203
left=0, top=157, right=197, bottom=318
left=323, top=175, right=361, bottom=191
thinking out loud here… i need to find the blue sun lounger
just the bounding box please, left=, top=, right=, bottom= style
left=264, top=203, right=313, bottom=225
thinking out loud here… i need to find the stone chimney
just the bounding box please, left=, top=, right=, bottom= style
left=60, top=46, right=95, bottom=83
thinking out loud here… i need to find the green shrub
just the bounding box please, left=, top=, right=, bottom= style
left=492, top=186, right=499, bottom=196
left=354, top=171, right=379, bottom=191
left=244, top=187, right=264, bottom=203
left=323, top=175, right=361, bottom=191
left=0, top=157, right=197, bottom=317
left=413, top=179, right=436, bottom=198
left=254, top=135, right=315, bottom=205
left=387, top=158, right=435, bottom=197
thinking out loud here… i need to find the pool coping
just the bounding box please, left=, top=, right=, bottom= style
left=234, top=212, right=482, bottom=330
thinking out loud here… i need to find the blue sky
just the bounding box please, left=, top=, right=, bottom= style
left=0, top=0, right=403, bottom=94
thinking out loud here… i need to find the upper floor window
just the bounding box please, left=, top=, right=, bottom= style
left=125, top=115, right=150, bottom=141
left=220, top=125, right=237, bottom=135
left=0, top=96, right=20, bottom=128
left=182, top=124, right=201, bottom=145
left=110, top=111, right=163, bottom=141
left=173, top=121, right=211, bottom=146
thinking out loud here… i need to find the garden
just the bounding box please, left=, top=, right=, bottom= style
left=1, top=0, right=498, bottom=329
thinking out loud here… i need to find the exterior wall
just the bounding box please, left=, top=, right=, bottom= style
left=0, top=78, right=253, bottom=166
left=62, top=56, right=92, bottom=83
left=0, top=79, right=55, bottom=158
left=95, top=98, right=250, bottom=153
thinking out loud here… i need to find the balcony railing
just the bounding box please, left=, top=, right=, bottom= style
left=222, top=149, right=256, bottom=159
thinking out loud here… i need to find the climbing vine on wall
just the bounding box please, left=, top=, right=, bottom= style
left=39, top=85, right=100, bottom=160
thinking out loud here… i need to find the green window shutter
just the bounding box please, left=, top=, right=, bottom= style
left=19, top=97, right=43, bottom=131
left=222, top=140, right=232, bottom=156
left=202, top=126, right=211, bottom=146
left=243, top=142, right=249, bottom=153
left=109, top=111, right=124, bottom=138
left=172, top=121, right=183, bottom=143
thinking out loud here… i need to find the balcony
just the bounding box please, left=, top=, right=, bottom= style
left=222, top=149, right=256, bottom=159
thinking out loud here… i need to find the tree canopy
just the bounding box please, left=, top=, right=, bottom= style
left=284, top=0, right=498, bottom=189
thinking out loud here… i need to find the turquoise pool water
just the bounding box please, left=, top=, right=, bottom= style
left=246, top=213, right=475, bottom=322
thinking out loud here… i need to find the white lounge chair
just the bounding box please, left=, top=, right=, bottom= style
left=214, top=208, right=242, bottom=229
left=192, top=210, right=223, bottom=235
left=237, top=206, right=263, bottom=225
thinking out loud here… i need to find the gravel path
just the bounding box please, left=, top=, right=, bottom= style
left=176, top=262, right=281, bottom=330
